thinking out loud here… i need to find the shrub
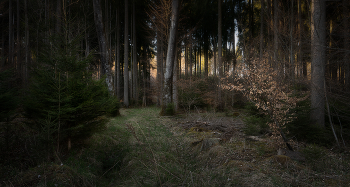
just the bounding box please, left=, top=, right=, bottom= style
left=24, top=38, right=119, bottom=150
left=0, top=69, right=17, bottom=122
left=243, top=103, right=270, bottom=135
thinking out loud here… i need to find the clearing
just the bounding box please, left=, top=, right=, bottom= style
left=108, top=107, right=350, bottom=186
left=9, top=107, right=350, bottom=186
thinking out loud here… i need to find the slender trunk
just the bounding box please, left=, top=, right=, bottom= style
left=199, top=42, right=201, bottom=77
left=299, top=0, right=306, bottom=77
left=213, top=37, right=217, bottom=76
left=189, top=38, right=192, bottom=77
left=116, top=8, right=121, bottom=98
left=162, top=0, right=180, bottom=114
left=218, top=0, right=222, bottom=109
left=179, top=45, right=181, bottom=79
left=156, top=26, right=162, bottom=105
left=133, top=0, right=138, bottom=102
left=232, top=24, right=236, bottom=73
left=260, top=0, right=264, bottom=60
left=56, top=0, right=62, bottom=34
left=173, top=49, right=178, bottom=111
left=218, top=0, right=223, bottom=77
left=204, top=33, right=208, bottom=77
left=24, top=0, right=29, bottom=82
left=124, top=0, right=129, bottom=107
left=93, top=0, right=113, bottom=93
left=194, top=45, right=196, bottom=77
left=1, top=19, right=4, bottom=67
left=344, top=0, right=350, bottom=90
left=274, top=0, right=278, bottom=69
left=290, top=0, right=294, bottom=81
left=185, top=43, right=188, bottom=77
left=311, top=0, right=326, bottom=128
left=9, top=0, right=13, bottom=66
left=17, top=0, right=21, bottom=80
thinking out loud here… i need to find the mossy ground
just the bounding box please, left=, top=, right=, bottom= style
left=5, top=107, right=350, bottom=186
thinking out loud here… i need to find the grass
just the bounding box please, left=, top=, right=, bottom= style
left=5, top=107, right=350, bottom=186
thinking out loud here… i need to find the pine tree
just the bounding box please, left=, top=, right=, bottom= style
left=25, top=36, right=119, bottom=151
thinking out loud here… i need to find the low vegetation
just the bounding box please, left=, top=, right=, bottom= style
left=3, top=107, right=349, bottom=186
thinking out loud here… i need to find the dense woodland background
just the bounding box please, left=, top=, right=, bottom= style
left=1, top=0, right=350, bottom=185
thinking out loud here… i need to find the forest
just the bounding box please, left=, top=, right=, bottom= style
left=1, top=0, right=350, bottom=186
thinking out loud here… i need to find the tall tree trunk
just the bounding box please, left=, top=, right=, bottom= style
left=260, top=0, right=264, bottom=60
left=161, top=0, right=180, bottom=114
left=185, top=43, right=188, bottom=77
left=218, top=0, right=223, bottom=77
left=116, top=8, right=121, bottom=98
left=218, top=0, right=223, bottom=109
left=274, top=0, right=279, bottom=69
left=132, top=0, right=138, bottom=102
left=204, top=33, right=208, bottom=77
left=93, top=0, right=113, bottom=92
left=213, top=37, right=217, bottom=76
left=298, top=0, right=306, bottom=78
left=173, top=48, right=178, bottom=111
left=17, top=0, right=21, bottom=80
left=189, top=37, right=192, bottom=77
left=232, top=24, right=236, bottom=73
left=56, top=0, right=62, bottom=34
left=24, top=0, right=29, bottom=83
left=344, top=0, right=350, bottom=90
left=156, top=25, right=163, bottom=105
left=290, top=0, right=294, bottom=80
left=9, top=0, right=13, bottom=66
left=311, top=0, right=326, bottom=128
left=199, top=42, right=201, bottom=77
left=124, top=0, right=130, bottom=107
left=1, top=20, right=4, bottom=68
left=194, top=45, right=196, bottom=77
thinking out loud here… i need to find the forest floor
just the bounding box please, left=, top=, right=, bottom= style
left=108, top=107, right=350, bottom=186
left=7, top=107, right=350, bottom=186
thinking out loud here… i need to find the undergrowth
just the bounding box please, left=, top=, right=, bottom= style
left=4, top=107, right=350, bottom=186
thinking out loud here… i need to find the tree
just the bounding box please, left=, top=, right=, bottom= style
left=93, top=0, right=113, bottom=93
left=124, top=0, right=130, bottom=107
left=310, top=0, right=326, bottom=128
left=218, top=0, right=223, bottom=108
left=132, top=0, right=138, bottom=102
left=115, top=7, right=121, bottom=99
left=25, top=38, right=119, bottom=151
left=161, top=0, right=180, bottom=115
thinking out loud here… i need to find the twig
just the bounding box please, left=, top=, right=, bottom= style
left=324, top=80, right=340, bottom=147
left=99, top=161, right=120, bottom=179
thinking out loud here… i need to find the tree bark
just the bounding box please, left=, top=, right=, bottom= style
left=161, top=0, right=180, bottom=114
left=274, top=0, right=278, bottom=69
left=133, top=0, right=138, bottom=102
left=218, top=0, right=223, bottom=77
left=92, top=0, right=113, bottom=93
left=173, top=48, right=179, bottom=111
left=56, top=0, right=62, bottom=34
left=124, top=0, right=130, bottom=107
left=290, top=0, right=294, bottom=81
left=9, top=0, right=13, bottom=66
left=311, top=0, right=326, bottom=128
left=17, top=0, right=21, bottom=80
left=24, top=0, right=29, bottom=82
left=213, top=37, right=216, bottom=76
left=218, top=0, right=223, bottom=109
left=116, top=8, right=121, bottom=99
left=156, top=24, right=163, bottom=105
left=344, top=0, right=350, bottom=90
left=260, top=0, right=264, bottom=60
left=204, top=32, right=208, bottom=77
